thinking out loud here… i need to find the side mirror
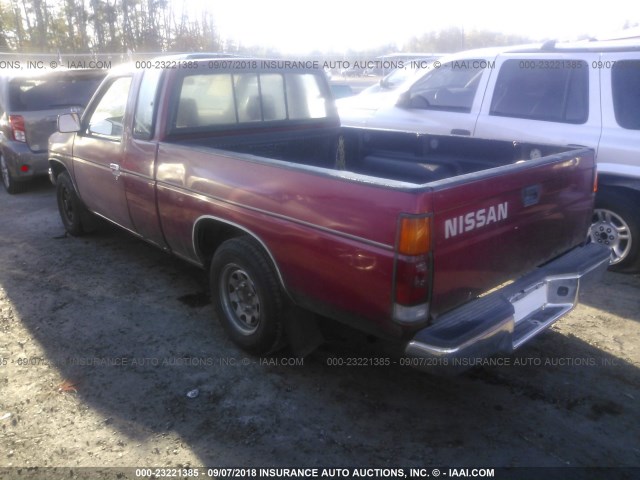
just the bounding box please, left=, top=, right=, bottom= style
left=58, top=113, right=81, bottom=133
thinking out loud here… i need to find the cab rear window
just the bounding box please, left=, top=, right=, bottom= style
left=171, top=71, right=331, bottom=132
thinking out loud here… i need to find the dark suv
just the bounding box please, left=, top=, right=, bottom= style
left=0, top=69, right=106, bottom=193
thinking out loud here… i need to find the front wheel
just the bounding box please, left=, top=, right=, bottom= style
left=56, top=171, right=92, bottom=236
left=590, top=189, right=640, bottom=272
left=210, top=237, right=285, bottom=354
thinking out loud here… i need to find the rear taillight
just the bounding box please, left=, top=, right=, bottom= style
left=398, top=217, right=431, bottom=256
left=9, top=115, right=26, bottom=143
left=593, top=170, right=598, bottom=193
left=393, top=215, right=432, bottom=325
left=395, top=255, right=429, bottom=304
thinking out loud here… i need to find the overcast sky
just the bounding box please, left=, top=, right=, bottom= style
left=205, top=0, right=638, bottom=53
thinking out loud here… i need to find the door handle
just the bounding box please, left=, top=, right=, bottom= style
left=451, top=129, right=471, bottom=136
left=109, top=163, right=121, bottom=180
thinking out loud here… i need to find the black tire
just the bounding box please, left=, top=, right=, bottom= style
left=56, top=171, right=91, bottom=236
left=1, top=154, right=26, bottom=194
left=210, top=237, right=285, bottom=355
left=590, top=188, right=640, bottom=272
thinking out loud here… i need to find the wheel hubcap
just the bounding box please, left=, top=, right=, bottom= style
left=590, top=208, right=632, bottom=265
left=220, top=264, right=260, bottom=335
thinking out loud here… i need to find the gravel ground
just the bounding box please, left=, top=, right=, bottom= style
left=0, top=179, right=639, bottom=479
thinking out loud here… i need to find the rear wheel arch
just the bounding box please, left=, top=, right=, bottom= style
left=591, top=186, right=640, bottom=272
left=597, top=173, right=640, bottom=193
left=192, top=216, right=290, bottom=295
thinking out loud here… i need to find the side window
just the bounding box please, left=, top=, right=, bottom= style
left=285, top=73, right=328, bottom=119
left=175, top=73, right=236, bottom=128
left=612, top=60, right=640, bottom=130
left=490, top=59, right=588, bottom=124
left=87, top=77, right=132, bottom=140
left=406, top=61, right=484, bottom=112
left=259, top=74, right=287, bottom=121
left=235, top=73, right=288, bottom=122
left=234, top=73, right=261, bottom=123
left=133, top=69, right=163, bottom=139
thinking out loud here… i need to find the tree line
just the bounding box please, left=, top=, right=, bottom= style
left=405, top=27, right=534, bottom=53
left=0, top=1, right=541, bottom=57
left=0, top=1, right=636, bottom=57
left=0, top=0, right=222, bottom=53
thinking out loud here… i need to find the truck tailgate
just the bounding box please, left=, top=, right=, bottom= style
left=429, top=148, right=596, bottom=317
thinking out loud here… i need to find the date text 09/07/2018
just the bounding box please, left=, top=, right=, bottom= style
left=134, top=467, right=496, bottom=478
left=132, top=59, right=436, bottom=71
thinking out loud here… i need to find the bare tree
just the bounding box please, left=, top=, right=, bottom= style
left=0, top=1, right=224, bottom=55
left=0, top=4, right=10, bottom=51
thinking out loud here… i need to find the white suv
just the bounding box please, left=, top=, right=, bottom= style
left=338, top=40, right=640, bottom=272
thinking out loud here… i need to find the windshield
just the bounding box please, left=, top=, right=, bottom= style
left=383, top=67, right=419, bottom=87
left=404, top=60, right=485, bottom=112
left=360, top=58, right=438, bottom=95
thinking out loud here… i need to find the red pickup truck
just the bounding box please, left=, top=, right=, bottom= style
left=48, top=58, right=610, bottom=370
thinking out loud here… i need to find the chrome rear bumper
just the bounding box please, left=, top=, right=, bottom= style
left=404, top=243, right=611, bottom=372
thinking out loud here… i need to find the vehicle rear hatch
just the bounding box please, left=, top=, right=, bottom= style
left=427, top=143, right=596, bottom=318
left=7, top=70, right=105, bottom=152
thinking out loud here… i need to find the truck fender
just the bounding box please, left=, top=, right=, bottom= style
left=192, top=215, right=291, bottom=297
left=48, top=158, right=74, bottom=187
left=598, top=173, right=640, bottom=192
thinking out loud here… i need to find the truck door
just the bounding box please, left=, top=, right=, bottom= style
left=596, top=54, right=640, bottom=181
left=121, top=69, right=168, bottom=249
left=593, top=53, right=640, bottom=268
left=72, top=76, right=136, bottom=232
left=366, top=57, right=492, bottom=136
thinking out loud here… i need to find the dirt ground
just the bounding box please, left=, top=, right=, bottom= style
left=1, top=179, right=639, bottom=478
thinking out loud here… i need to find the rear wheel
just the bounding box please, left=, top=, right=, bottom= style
left=590, top=189, right=640, bottom=272
left=210, top=237, right=285, bottom=354
left=56, top=171, right=91, bottom=236
left=1, top=154, right=26, bottom=194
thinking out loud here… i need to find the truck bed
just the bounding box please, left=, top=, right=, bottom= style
left=169, top=126, right=574, bottom=185
left=341, top=129, right=571, bottom=184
